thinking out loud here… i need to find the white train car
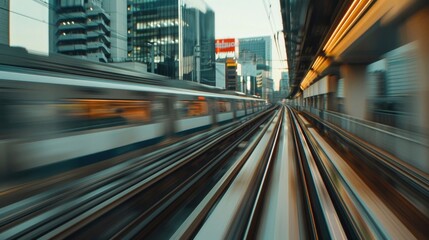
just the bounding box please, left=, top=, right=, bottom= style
left=0, top=68, right=267, bottom=174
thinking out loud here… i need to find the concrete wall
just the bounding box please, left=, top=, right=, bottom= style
left=49, top=0, right=57, bottom=53
left=341, top=64, right=368, bottom=120
left=103, top=0, right=127, bottom=62
left=401, top=7, right=429, bottom=138
left=322, top=110, right=429, bottom=174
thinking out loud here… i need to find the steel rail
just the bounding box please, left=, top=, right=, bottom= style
left=255, top=106, right=308, bottom=239
left=188, top=108, right=282, bottom=239
left=242, top=107, right=284, bottom=239
left=290, top=107, right=386, bottom=239
left=171, top=110, right=280, bottom=240
left=108, top=109, right=278, bottom=239
left=288, top=106, right=348, bottom=240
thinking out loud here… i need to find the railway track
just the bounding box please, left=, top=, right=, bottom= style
left=1, top=105, right=427, bottom=239
left=0, top=108, right=277, bottom=239
left=174, top=104, right=285, bottom=239
left=186, top=106, right=427, bottom=239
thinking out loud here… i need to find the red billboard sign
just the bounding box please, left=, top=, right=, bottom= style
left=215, top=38, right=236, bottom=53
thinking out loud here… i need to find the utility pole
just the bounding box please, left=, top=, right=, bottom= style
left=145, top=41, right=155, bottom=73
left=195, top=10, right=200, bottom=83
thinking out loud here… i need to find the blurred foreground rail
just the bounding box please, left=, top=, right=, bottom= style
left=0, top=105, right=427, bottom=239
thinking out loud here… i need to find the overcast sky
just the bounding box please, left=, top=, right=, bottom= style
left=10, top=0, right=49, bottom=54
left=205, top=0, right=281, bottom=39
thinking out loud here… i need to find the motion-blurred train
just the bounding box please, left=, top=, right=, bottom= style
left=0, top=47, right=268, bottom=175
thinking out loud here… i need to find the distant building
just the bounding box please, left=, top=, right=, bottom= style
left=52, top=0, right=111, bottom=62
left=238, top=36, right=272, bottom=78
left=225, top=58, right=237, bottom=90
left=273, top=90, right=282, bottom=103
left=49, top=0, right=216, bottom=82
left=239, top=61, right=257, bottom=95
left=215, top=58, right=238, bottom=90
left=127, top=0, right=215, bottom=85
left=215, top=62, right=226, bottom=89
left=50, top=0, right=128, bottom=63
left=49, top=0, right=57, bottom=53
left=247, top=75, right=257, bottom=95
left=0, top=0, right=9, bottom=45
left=103, top=0, right=127, bottom=62
left=279, top=71, right=289, bottom=97
left=263, top=77, right=274, bottom=103
left=255, top=64, right=270, bottom=98
left=236, top=75, right=243, bottom=92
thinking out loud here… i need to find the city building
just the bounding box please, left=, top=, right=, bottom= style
left=279, top=71, right=289, bottom=97
left=214, top=39, right=237, bottom=90
left=53, top=0, right=111, bottom=62
left=103, top=0, right=127, bottom=62
left=237, top=36, right=272, bottom=96
left=214, top=58, right=238, bottom=90
left=262, top=77, right=274, bottom=103
left=225, top=58, right=237, bottom=90
left=238, top=36, right=272, bottom=78
left=127, top=0, right=215, bottom=84
left=239, top=61, right=257, bottom=95
left=0, top=0, right=9, bottom=45
left=215, top=62, right=226, bottom=89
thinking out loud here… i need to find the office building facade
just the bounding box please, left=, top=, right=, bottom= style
left=127, top=0, right=215, bottom=84
left=225, top=58, right=237, bottom=90
left=238, top=36, right=272, bottom=78
left=52, top=0, right=111, bottom=62
left=0, top=0, right=8, bottom=45
left=215, top=58, right=238, bottom=90
left=215, top=62, right=226, bottom=89
left=103, top=0, right=127, bottom=62
left=279, top=71, right=289, bottom=97
left=262, top=77, right=274, bottom=103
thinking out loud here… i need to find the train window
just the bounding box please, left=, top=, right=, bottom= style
left=236, top=101, right=244, bottom=110
left=111, top=100, right=151, bottom=123
left=177, top=100, right=208, bottom=118
left=246, top=101, right=251, bottom=109
left=61, top=99, right=152, bottom=129
left=189, top=101, right=208, bottom=116
left=175, top=101, right=187, bottom=117
left=12, top=102, right=59, bottom=124
left=151, top=100, right=166, bottom=121
left=217, top=101, right=232, bottom=112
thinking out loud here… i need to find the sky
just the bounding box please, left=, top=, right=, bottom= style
left=205, top=0, right=287, bottom=89
left=10, top=0, right=49, bottom=55
left=205, top=0, right=279, bottom=39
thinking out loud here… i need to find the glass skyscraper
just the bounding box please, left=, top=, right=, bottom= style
left=128, top=0, right=215, bottom=85
left=238, top=36, right=272, bottom=77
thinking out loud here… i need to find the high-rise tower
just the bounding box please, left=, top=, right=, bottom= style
left=52, top=0, right=111, bottom=62
left=127, top=0, right=215, bottom=84
left=238, top=36, right=272, bottom=77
